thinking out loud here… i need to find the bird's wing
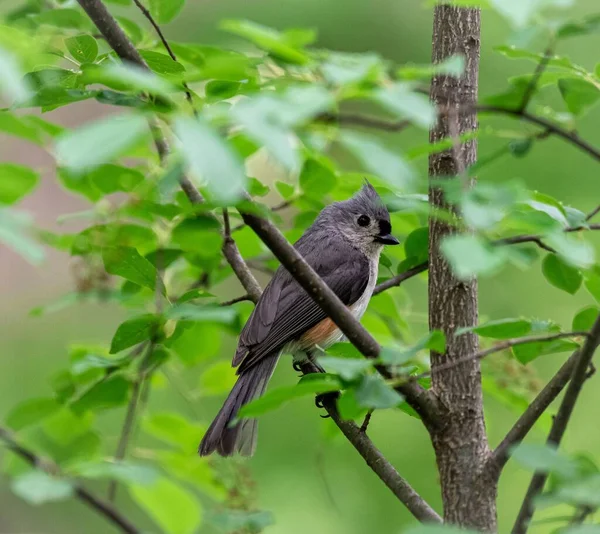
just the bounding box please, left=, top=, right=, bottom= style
left=233, top=236, right=370, bottom=372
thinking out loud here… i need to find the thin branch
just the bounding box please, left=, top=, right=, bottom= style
left=130, top=0, right=195, bottom=110
left=359, top=410, right=373, bottom=434
left=326, top=103, right=600, bottom=165
left=0, top=427, right=139, bottom=534
left=222, top=209, right=263, bottom=303
left=219, top=294, right=252, bottom=307
left=413, top=331, right=588, bottom=383
left=586, top=205, right=600, bottom=222
left=107, top=342, right=157, bottom=502
left=238, top=208, right=440, bottom=426
left=373, top=262, right=428, bottom=296
left=517, top=40, right=555, bottom=113
left=300, top=361, right=441, bottom=523
left=512, top=313, right=600, bottom=534
left=231, top=198, right=297, bottom=233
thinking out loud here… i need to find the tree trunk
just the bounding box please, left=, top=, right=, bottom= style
left=428, top=5, right=497, bottom=531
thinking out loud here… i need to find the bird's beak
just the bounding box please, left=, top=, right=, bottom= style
left=375, top=234, right=400, bottom=245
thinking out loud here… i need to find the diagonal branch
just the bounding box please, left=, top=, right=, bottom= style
left=512, top=312, right=600, bottom=534
left=130, top=0, right=194, bottom=109
left=517, top=40, right=555, bottom=113
left=299, top=360, right=442, bottom=524
left=0, top=426, right=139, bottom=534
left=222, top=209, right=263, bottom=303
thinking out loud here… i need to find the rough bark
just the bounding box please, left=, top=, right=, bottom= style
left=428, top=5, right=497, bottom=531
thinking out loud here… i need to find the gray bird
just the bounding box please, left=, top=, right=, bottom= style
left=199, top=182, right=399, bottom=456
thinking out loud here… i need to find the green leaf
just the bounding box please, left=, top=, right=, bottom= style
left=174, top=116, right=246, bottom=204
left=55, top=113, right=148, bottom=171
left=231, top=86, right=333, bottom=171
left=559, top=78, right=600, bottom=116
left=110, top=314, right=159, bottom=354
left=211, top=510, right=274, bottom=532
left=489, top=0, right=574, bottom=29
left=545, top=232, right=595, bottom=269
left=149, top=0, right=185, bottom=24
left=510, top=443, right=578, bottom=478
left=238, top=376, right=341, bottom=418
left=11, top=471, right=74, bottom=505
left=171, top=217, right=222, bottom=257
left=441, top=235, right=506, bottom=279
left=71, top=376, right=131, bottom=414
left=65, top=34, right=98, bottom=63
left=276, top=181, right=295, bottom=199
left=355, top=375, right=404, bottom=409
left=165, top=304, right=237, bottom=325
left=457, top=318, right=532, bottom=339
left=198, top=361, right=237, bottom=396
left=562, top=526, right=600, bottom=534
left=103, top=247, right=165, bottom=294
left=585, top=265, right=600, bottom=303
left=513, top=338, right=579, bottom=365
left=0, top=45, right=32, bottom=104
left=542, top=254, right=582, bottom=294
left=88, top=164, right=144, bottom=194
left=220, top=19, right=312, bottom=65
left=130, top=478, right=202, bottom=534
left=321, top=52, right=381, bottom=86
left=397, top=54, right=465, bottom=80
left=0, top=209, right=44, bottom=265
left=340, top=132, right=414, bottom=190
left=139, top=50, right=185, bottom=75
left=573, top=306, right=599, bottom=331
left=318, top=356, right=372, bottom=381
left=558, top=13, right=600, bottom=39
left=404, top=227, right=429, bottom=264
left=0, top=112, right=42, bottom=144
left=82, top=63, right=174, bottom=96
left=299, top=157, right=336, bottom=199
left=375, top=83, right=437, bottom=129
left=143, top=412, right=204, bottom=451
left=5, top=398, right=60, bottom=430
left=0, top=163, right=39, bottom=205
left=72, top=460, right=158, bottom=485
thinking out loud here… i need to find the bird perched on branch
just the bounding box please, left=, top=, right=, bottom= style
left=199, top=182, right=399, bottom=456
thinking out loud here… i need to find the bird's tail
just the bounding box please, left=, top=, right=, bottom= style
left=198, top=355, right=279, bottom=457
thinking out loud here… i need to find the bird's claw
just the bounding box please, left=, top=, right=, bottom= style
left=292, top=361, right=303, bottom=373
left=315, top=393, right=330, bottom=418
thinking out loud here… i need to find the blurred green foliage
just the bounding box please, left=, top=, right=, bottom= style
left=0, top=0, right=600, bottom=533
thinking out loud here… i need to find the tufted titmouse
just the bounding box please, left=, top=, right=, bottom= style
left=199, top=182, right=399, bottom=457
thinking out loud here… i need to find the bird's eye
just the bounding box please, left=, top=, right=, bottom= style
left=357, top=215, right=370, bottom=227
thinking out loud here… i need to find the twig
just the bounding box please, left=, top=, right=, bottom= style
left=517, top=40, right=555, bottom=113
left=0, top=427, right=139, bottom=534
left=231, top=198, right=297, bottom=233
left=359, top=410, right=373, bottom=433
left=495, top=223, right=600, bottom=254
left=107, top=342, right=156, bottom=502
left=222, top=209, right=263, bottom=303
left=373, top=262, right=428, bottom=295
left=219, top=294, right=252, bottom=306
left=586, top=205, right=600, bottom=221
left=413, top=331, right=588, bottom=383
left=512, top=313, right=600, bottom=534
left=299, top=361, right=441, bottom=523
left=130, top=0, right=195, bottom=110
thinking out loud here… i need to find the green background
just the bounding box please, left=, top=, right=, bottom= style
left=1, top=0, right=600, bottom=532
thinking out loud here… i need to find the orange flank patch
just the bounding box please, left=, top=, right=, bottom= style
left=299, top=317, right=339, bottom=348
